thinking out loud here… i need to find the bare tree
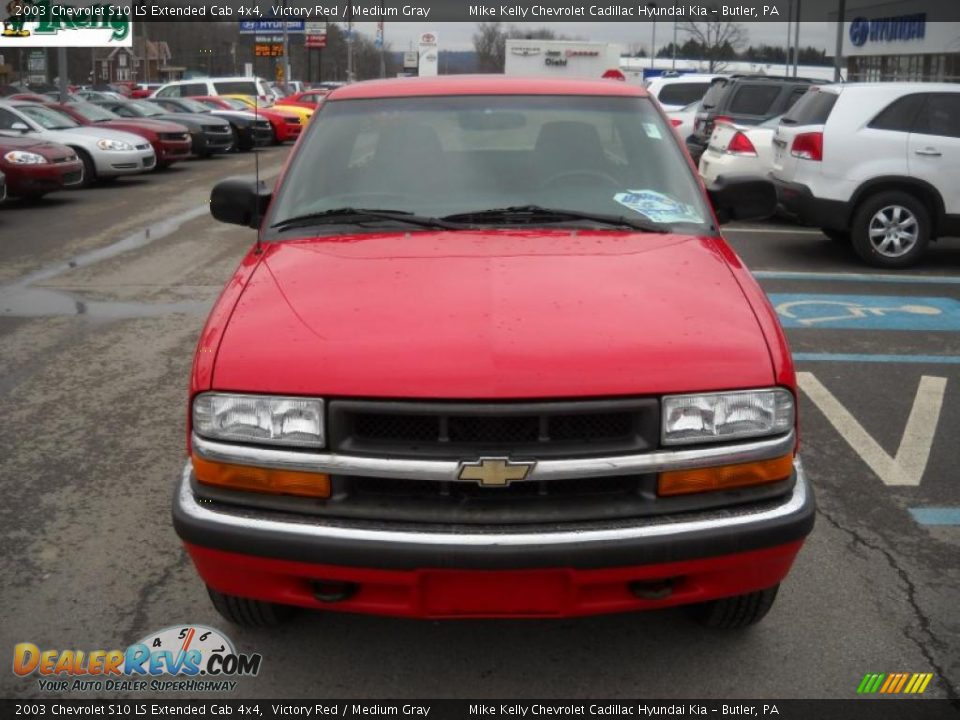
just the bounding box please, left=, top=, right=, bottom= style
left=473, top=22, right=507, bottom=73
left=678, top=16, right=747, bottom=72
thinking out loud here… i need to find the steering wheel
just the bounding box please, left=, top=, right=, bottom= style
left=540, top=169, right=621, bottom=189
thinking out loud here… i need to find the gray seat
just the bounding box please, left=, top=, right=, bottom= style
left=368, top=122, right=444, bottom=194
left=533, top=121, right=608, bottom=183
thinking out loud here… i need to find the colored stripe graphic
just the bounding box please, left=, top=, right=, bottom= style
left=857, top=673, right=933, bottom=694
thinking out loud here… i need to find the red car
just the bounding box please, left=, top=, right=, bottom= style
left=175, top=76, right=813, bottom=628
left=55, top=102, right=192, bottom=168
left=193, top=96, right=302, bottom=144
left=274, top=89, right=326, bottom=111
left=0, top=133, right=83, bottom=199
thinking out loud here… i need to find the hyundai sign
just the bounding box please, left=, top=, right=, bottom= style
left=848, top=13, right=927, bottom=47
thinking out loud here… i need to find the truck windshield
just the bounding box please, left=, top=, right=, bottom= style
left=268, top=94, right=711, bottom=235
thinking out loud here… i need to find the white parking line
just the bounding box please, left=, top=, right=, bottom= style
left=797, top=372, right=946, bottom=487
left=755, top=270, right=960, bottom=285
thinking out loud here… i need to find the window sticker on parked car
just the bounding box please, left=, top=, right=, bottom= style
left=642, top=122, right=662, bottom=139
left=613, top=190, right=704, bottom=224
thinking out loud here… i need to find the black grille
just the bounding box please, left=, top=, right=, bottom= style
left=354, top=413, right=437, bottom=443
left=159, top=132, right=189, bottom=141
left=330, top=398, right=659, bottom=459
left=63, top=171, right=83, bottom=185
left=349, top=474, right=639, bottom=500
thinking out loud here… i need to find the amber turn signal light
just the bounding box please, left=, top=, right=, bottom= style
left=191, top=455, right=331, bottom=498
left=658, top=454, right=794, bottom=497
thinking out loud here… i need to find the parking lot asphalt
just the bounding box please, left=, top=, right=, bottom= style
left=1, top=155, right=957, bottom=701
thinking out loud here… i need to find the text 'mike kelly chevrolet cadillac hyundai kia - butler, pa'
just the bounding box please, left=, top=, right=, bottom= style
left=173, top=76, right=814, bottom=628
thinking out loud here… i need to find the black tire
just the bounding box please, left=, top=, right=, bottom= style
left=230, top=126, right=242, bottom=153
left=687, top=585, right=780, bottom=629
left=851, top=190, right=930, bottom=268
left=74, top=148, right=96, bottom=188
left=822, top=228, right=850, bottom=243
left=207, top=587, right=296, bottom=628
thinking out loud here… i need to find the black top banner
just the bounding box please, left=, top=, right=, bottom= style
left=27, top=1, right=960, bottom=23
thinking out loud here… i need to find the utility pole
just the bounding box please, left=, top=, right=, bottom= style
left=378, top=21, right=385, bottom=78
left=58, top=47, right=67, bottom=101
left=793, top=0, right=801, bottom=77
left=281, top=0, right=289, bottom=84
left=671, top=2, right=677, bottom=71
left=784, top=0, right=792, bottom=77
left=141, top=17, right=149, bottom=83
left=346, top=9, right=354, bottom=82
left=834, top=0, right=846, bottom=82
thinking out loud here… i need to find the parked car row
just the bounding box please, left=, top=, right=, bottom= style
left=0, top=90, right=305, bottom=200
left=658, top=74, right=960, bottom=269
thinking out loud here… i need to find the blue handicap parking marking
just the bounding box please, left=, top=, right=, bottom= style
left=768, top=293, right=960, bottom=331
left=909, top=508, right=960, bottom=526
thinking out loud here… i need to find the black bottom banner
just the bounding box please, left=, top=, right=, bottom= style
left=2, top=699, right=958, bottom=720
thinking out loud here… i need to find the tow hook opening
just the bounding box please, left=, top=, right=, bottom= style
left=628, top=578, right=676, bottom=600
left=312, top=580, right=359, bottom=603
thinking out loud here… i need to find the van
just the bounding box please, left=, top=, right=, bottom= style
left=153, top=77, right=274, bottom=104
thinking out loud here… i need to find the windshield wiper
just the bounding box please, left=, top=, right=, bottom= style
left=270, top=207, right=462, bottom=232
left=441, top=205, right=671, bottom=233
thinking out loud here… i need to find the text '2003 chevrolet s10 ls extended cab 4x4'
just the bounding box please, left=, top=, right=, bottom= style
left=173, top=76, right=814, bottom=628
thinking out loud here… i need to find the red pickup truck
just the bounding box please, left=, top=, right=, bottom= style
left=174, top=76, right=814, bottom=629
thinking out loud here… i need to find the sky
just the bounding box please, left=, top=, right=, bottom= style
left=349, top=21, right=834, bottom=53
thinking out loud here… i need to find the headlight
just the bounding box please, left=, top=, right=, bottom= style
left=4, top=150, right=47, bottom=164
left=662, top=388, right=794, bottom=445
left=96, top=138, right=134, bottom=151
left=193, top=393, right=324, bottom=448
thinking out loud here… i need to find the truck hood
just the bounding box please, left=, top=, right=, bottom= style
left=213, top=230, right=774, bottom=398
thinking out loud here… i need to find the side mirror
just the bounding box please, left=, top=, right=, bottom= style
left=210, top=178, right=272, bottom=228
left=11, top=122, right=30, bottom=133
left=707, top=175, right=777, bottom=224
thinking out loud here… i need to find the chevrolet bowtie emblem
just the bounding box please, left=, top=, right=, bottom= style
left=457, top=458, right=536, bottom=487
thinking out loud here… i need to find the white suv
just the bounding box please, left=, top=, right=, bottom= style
left=771, top=83, right=960, bottom=268
left=645, top=73, right=724, bottom=112
left=153, top=77, right=274, bottom=104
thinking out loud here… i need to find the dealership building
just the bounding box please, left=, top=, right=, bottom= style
left=832, top=2, right=960, bottom=81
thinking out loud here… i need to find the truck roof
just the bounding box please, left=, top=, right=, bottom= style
left=329, top=75, right=648, bottom=100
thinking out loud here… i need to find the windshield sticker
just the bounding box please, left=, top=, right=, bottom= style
left=642, top=122, right=662, bottom=139
left=613, top=190, right=704, bottom=224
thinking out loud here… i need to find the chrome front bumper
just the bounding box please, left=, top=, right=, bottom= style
left=174, top=431, right=814, bottom=569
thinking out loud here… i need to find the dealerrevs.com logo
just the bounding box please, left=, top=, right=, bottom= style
left=0, top=0, right=131, bottom=47
left=13, top=625, right=262, bottom=693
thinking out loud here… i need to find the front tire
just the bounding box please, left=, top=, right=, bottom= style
left=74, top=148, right=96, bottom=188
left=207, top=587, right=296, bottom=628
left=851, top=191, right=930, bottom=268
left=687, top=585, right=780, bottom=629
